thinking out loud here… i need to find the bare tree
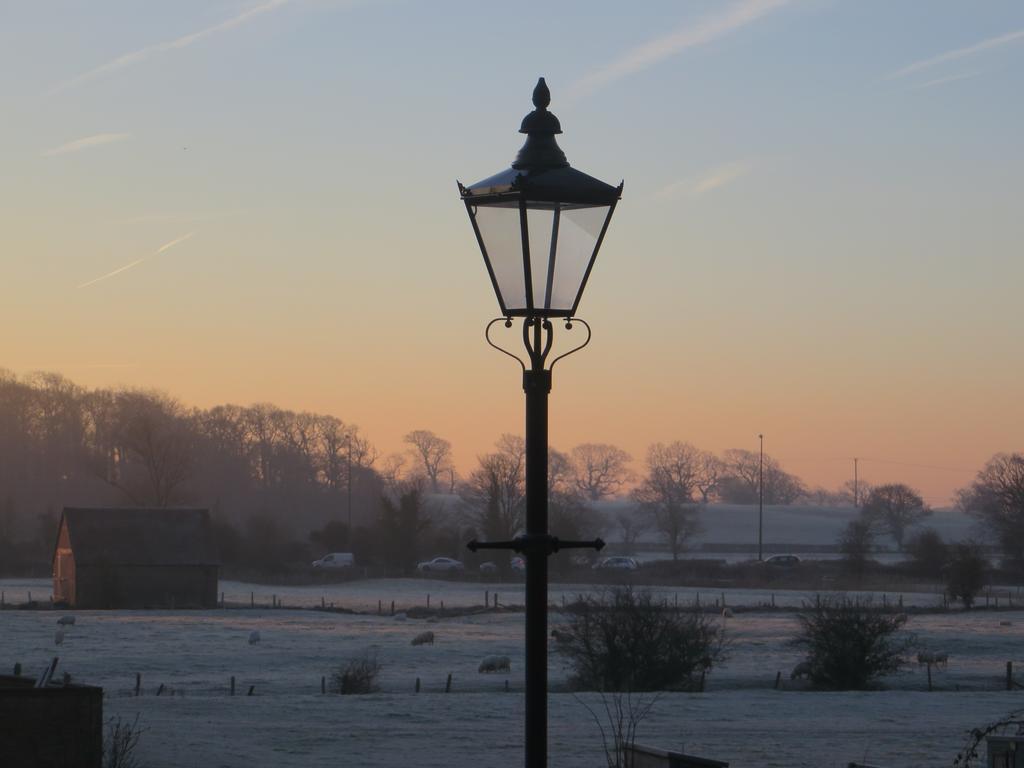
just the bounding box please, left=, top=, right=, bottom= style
left=106, top=391, right=193, bottom=507
left=957, top=453, right=1024, bottom=566
left=460, top=434, right=525, bottom=541
left=632, top=442, right=702, bottom=559
left=614, top=507, right=647, bottom=555
left=695, top=451, right=724, bottom=504
left=404, top=429, right=453, bottom=494
left=719, top=448, right=804, bottom=505
left=570, top=443, right=633, bottom=501
left=860, top=483, right=931, bottom=551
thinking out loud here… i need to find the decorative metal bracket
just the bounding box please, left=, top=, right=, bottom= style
left=484, top=316, right=592, bottom=374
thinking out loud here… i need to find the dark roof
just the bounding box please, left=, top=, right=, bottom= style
left=60, top=507, right=219, bottom=567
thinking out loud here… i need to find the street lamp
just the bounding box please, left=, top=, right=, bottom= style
left=459, top=77, right=622, bottom=767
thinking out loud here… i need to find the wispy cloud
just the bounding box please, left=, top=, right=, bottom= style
left=910, top=71, right=982, bottom=90
left=568, top=0, right=790, bottom=101
left=41, top=132, right=131, bottom=157
left=658, top=162, right=751, bottom=200
left=48, top=0, right=290, bottom=95
left=887, top=28, right=1024, bottom=80
left=77, top=233, right=194, bottom=289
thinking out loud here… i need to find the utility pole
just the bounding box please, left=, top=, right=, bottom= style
left=758, top=433, right=764, bottom=562
left=853, top=457, right=859, bottom=508
left=347, top=433, right=353, bottom=536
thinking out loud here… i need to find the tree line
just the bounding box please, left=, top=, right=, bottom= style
left=1, top=369, right=1022, bottom=574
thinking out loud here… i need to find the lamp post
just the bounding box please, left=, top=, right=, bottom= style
left=458, top=78, right=621, bottom=768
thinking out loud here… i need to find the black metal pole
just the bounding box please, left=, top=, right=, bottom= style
left=523, top=320, right=551, bottom=768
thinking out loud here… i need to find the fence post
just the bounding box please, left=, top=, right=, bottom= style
left=250, top=592, right=254, bottom=608
left=247, top=685, right=255, bottom=696
left=774, top=671, right=782, bottom=690
left=427, top=594, right=430, bottom=609
left=230, top=676, right=235, bottom=696
left=321, top=676, right=326, bottom=694
left=415, top=677, right=420, bottom=693
left=445, top=673, right=452, bottom=693
left=135, top=673, right=141, bottom=696
left=1008, top=661, right=1014, bottom=691
left=391, top=600, right=395, bottom=616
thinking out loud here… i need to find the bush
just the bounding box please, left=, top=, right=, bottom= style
left=330, top=651, right=381, bottom=694
left=945, top=542, right=988, bottom=608
left=103, top=715, right=142, bottom=768
left=905, top=528, right=949, bottom=579
left=557, top=587, right=725, bottom=691
left=791, top=596, right=912, bottom=690
left=838, top=519, right=874, bottom=575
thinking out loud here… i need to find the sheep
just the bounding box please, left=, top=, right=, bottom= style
left=790, top=661, right=812, bottom=680
left=550, top=629, right=572, bottom=645
left=248, top=630, right=261, bottom=645
left=721, top=607, right=734, bottom=619
left=411, top=631, right=435, bottom=646
left=393, top=612, right=408, bottom=621
left=478, top=655, right=511, bottom=674
left=57, top=616, right=76, bottom=626
left=54, top=629, right=65, bottom=646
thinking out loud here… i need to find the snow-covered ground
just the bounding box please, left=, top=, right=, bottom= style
left=2, top=576, right=966, bottom=612
left=3, top=578, right=1024, bottom=767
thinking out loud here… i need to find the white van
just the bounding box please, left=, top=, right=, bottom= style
left=312, top=552, right=355, bottom=569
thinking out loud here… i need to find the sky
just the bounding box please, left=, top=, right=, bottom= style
left=1, top=0, right=1022, bottom=506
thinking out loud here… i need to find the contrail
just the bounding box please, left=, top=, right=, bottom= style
left=77, top=232, right=194, bottom=289
left=887, top=27, right=1024, bottom=80
left=48, top=0, right=290, bottom=95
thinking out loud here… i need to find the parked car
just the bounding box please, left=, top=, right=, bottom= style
left=763, top=554, right=801, bottom=567
left=510, top=556, right=526, bottom=572
left=479, top=561, right=498, bottom=574
left=592, top=556, right=640, bottom=571
left=311, top=552, right=355, bottom=569
left=417, top=557, right=464, bottom=573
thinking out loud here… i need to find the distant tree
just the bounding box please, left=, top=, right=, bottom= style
left=838, top=519, right=875, bottom=575
left=945, top=541, right=988, bottom=608
left=377, top=488, right=431, bottom=575
left=860, top=483, right=931, bottom=551
left=905, top=528, right=949, bottom=580
left=459, top=435, right=525, bottom=541
left=694, top=451, right=724, bottom=504
left=378, top=453, right=408, bottom=493
left=718, top=448, right=804, bottom=505
left=556, top=587, right=725, bottom=692
left=957, top=453, right=1024, bottom=567
left=791, top=596, right=912, bottom=689
left=107, top=391, right=194, bottom=507
left=632, top=442, right=703, bottom=560
left=309, top=520, right=350, bottom=554
left=614, top=507, right=648, bottom=555
left=404, top=430, right=454, bottom=494
left=549, top=449, right=601, bottom=544
left=570, top=443, right=633, bottom=501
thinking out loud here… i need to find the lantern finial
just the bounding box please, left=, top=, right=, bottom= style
left=532, top=78, right=551, bottom=110
left=514, top=77, right=567, bottom=170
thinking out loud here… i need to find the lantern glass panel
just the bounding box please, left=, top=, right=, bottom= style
left=549, top=204, right=609, bottom=311
left=473, top=203, right=526, bottom=311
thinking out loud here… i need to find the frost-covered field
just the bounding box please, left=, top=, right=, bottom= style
left=3, top=578, right=1024, bottom=767
left=1, top=576, right=956, bottom=612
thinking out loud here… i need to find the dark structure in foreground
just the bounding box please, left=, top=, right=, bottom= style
left=53, top=507, right=219, bottom=609
left=0, top=674, right=103, bottom=768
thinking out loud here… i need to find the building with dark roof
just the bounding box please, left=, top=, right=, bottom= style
left=53, top=507, right=219, bottom=609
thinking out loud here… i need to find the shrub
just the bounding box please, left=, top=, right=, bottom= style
left=557, top=587, right=725, bottom=691
left=103, top=715, right=142, bottom=768
left=838, top=519, right=874, bottom=575
left=331, top=651, right=381, bottom=694
left=905, top=528, right=949, bottom=579
left=945, top=541, right=988, bottom=608
left=791, top=596, right=912, bottom=690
